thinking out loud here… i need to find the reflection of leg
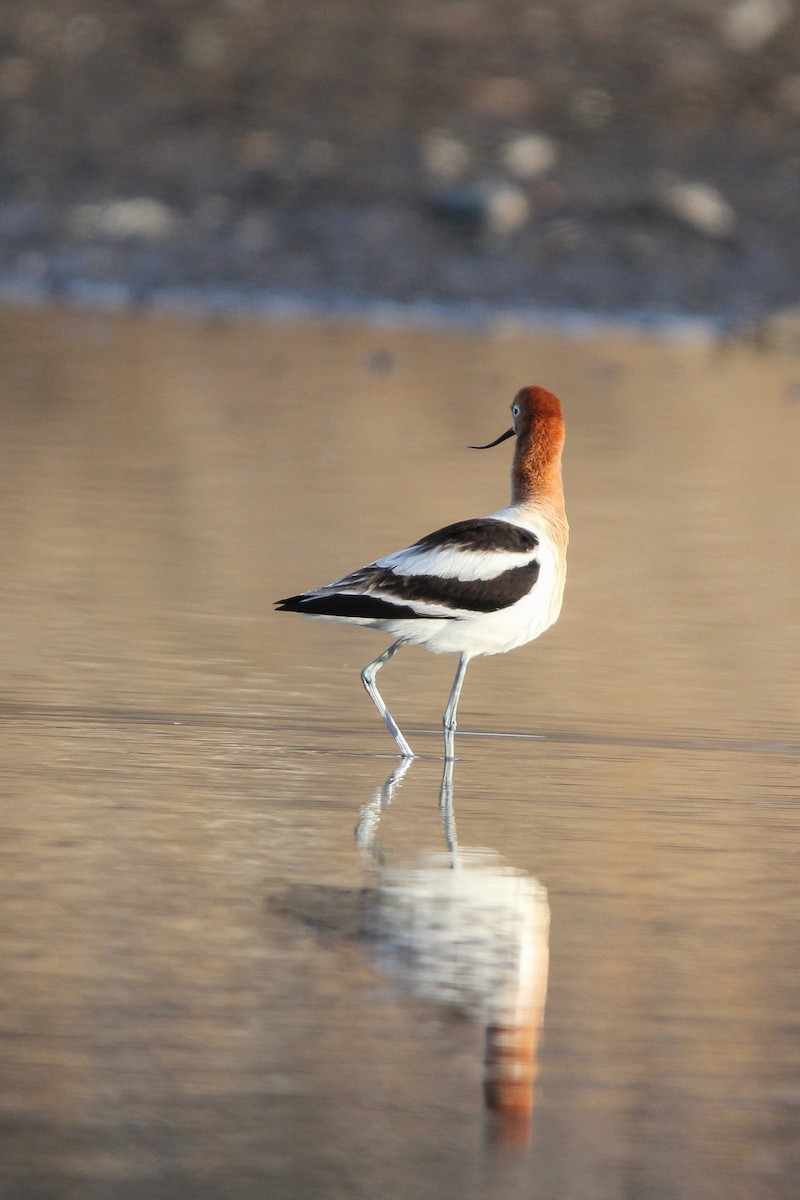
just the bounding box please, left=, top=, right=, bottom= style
left=361, top=640, right=415, bottom=758
left=442, top=653, right=470, bottom=760
left=355, top=757, right=414, bottom=857
left=438, top=756, right=458, bottom=864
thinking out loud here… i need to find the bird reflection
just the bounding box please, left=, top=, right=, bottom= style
left=358, top=758, right=550, bottom=1128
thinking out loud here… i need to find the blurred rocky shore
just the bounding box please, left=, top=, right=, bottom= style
left=1, top=0, right=800, bottom=325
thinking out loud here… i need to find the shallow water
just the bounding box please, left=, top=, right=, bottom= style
left=1, top=308, right=800, bottom=1199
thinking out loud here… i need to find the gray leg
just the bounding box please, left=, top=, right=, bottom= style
left=361, top=640, right=415, bottom=758
left=442, top=653, right=470, bottom=760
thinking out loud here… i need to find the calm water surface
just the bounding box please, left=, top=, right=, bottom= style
left=1, top=308, right=800, bottom=1199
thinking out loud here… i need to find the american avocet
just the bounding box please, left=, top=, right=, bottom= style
left=276, top=385, right=568, bottom=759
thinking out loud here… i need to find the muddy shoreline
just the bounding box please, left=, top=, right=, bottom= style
left=2, top=1, right=800, bottom=324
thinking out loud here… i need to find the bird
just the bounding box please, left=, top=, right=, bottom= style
left=276, top=385, right=568, bottom=759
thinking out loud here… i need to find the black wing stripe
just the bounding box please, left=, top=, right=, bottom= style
left=275, top=593, right=456, bottom=620
left=374, top=561, right=540, bottom=612
left=413, top=518, right=538, bottom=554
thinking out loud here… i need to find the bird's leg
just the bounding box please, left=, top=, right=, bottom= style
left=361, top=640, right=415, bottom=758
left=442, top=653, right=470, bottom=761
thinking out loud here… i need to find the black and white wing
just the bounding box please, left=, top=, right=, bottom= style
left=276, top=517, right=540, bottom=622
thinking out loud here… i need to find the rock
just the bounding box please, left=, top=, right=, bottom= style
left=655, top=179, right=736, bottom=240
left=67, top=199, right=177, bottom=241
left=420, top=132, right=471, bottom=183
left=500, top=134, right=557, bottom=180
left=428, top=181, right=530, bottom=236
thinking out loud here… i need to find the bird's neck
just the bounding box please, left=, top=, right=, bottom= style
left=511, top=430, right=565, bottom=511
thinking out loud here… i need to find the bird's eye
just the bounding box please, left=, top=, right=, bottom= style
left=512, top=404, right=520, bottom=417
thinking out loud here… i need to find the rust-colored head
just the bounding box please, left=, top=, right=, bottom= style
left=471, top=385, right=564, bottom=450
left=511, top=385, right=564, bottom=433
left=511, top=386, right=565, bottom=506
left=470, top=386, right=565, bottom=506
